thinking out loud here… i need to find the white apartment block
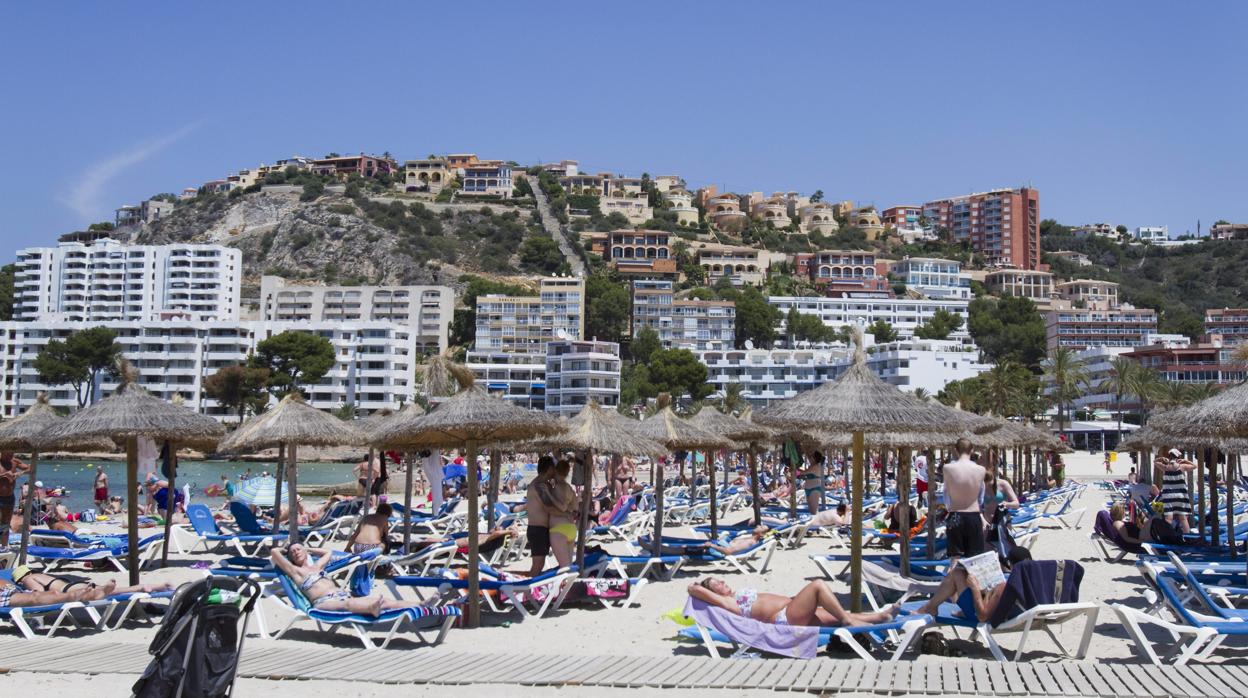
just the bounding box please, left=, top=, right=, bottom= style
left=13, top=239, right=241, bottom=323
left=889, top=257, right=972, bottom=301
left=258, top=276, right=454, bottom=352
left=768, top=296, right=971, bottom=342
left=474, top=277, right=585, bottom=353
left=698, top=338, right=988, bottom=408
left=466, top=351, right=547, bottom=410
left=0, top=320, right=424, bottom=419
left=544, top=339, right=621, bottom=416
left=631, top=279, right=735, bottom=351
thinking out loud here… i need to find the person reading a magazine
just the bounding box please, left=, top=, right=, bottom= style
left=915, top=548, right=1031, bottom=622
left=942, top=438, right=987, bottom=562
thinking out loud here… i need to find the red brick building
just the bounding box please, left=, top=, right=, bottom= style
left=922, top=187, right=1043, bottom=270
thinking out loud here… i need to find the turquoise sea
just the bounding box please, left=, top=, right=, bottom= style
left=17, top=458, right=360, bottom=512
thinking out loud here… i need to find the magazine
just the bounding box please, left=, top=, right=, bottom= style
left=957, top=551, right=1006, bottom=590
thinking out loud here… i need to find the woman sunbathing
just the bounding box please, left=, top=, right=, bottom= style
left=11, top=565, right=170, bottom=598
left=0, top=577, right=107, bottom=608
left=689, top=577, right=900, bottom=627
left=270, top=543, right=430, bottom=617
left=705, top=526, right=767, bottom=555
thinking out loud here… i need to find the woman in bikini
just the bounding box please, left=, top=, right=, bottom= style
left=688, top=577, right=899, bottom=627
left=11, top=565, right=169, bottom=598
left=545, top=460, right=579, bottom=567
left=614, top=458, right=635, bottom=498
left=799, top=451, right=826, bottom=515
left=269, top=543, right=429, bottom=616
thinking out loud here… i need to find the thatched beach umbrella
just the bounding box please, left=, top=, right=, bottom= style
left=0, top=393, right=114, bottom=565
left=372, top=369, right=562, bottom=628
left=217, top=393, right=365, bottom=542
left=754, top=329, right=995, bottom=611
left=634, top=398, right=732, bottom=557
left=527, top=401, right=667, bottom=570
left=37, top=363, right=225, bottom=584
left=690, top=407, right=771, bottom=537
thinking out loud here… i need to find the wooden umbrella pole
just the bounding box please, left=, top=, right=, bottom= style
left=898, top=446, right=911, bottom=578
left=575, top=448, right=594, bottom=573
left=652, top=456, right=666, bottom=557
left=925, top=447, right=937, bottom=561
left=1230, top=453, right=1238, bottom=560
left=287, top=443, right=300, bottom=544
left=465, top=439, right=481, bottom=628
left=707, top=450, right=718, bottom=540
left=488, top=449, right=502, bottom=530
left=402, top=451, right=415, bottom=552
left=748, top=446, right=762, bottom=525
left=787, top=455, right=797, bottom=520
left=850, top=431, right=865, bottom=612
left=161, top=440, right=176, bottom=567
left=17, top=451, right=38, bottom=566
left=363, top=447, right=375, bottom=517
left=272, top=443, right=286, bottom=536
left=126, top=437, right=140, bottom=586
left=1196, top=449, right=1206, bottom=544
left=1210, top=448, right=1220, bottom=547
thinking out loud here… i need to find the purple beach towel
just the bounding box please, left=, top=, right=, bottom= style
left=683, top=597, right=820, bottom=659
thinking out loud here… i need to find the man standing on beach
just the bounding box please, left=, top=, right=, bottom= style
left=0, top=452, right=30, bottom=547
left=93, top=467, right=109, bottom=513
left=942, top=438, right=986, bottom=562
left=525, top=457, right=554, bottom=576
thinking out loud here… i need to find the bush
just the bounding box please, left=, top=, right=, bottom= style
left=300, top=181, right=324, bottom=202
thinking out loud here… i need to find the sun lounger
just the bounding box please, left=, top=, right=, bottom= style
left=1113, top=561, right=1248, bottom=665
left=389, top=564, right=579, bottom=621
left=26, top=529, right=109, bottom=548
left=171, top=504, right=284, bottom=556
left=899, top=559, right=1098, bottom=662
left=264, top=572, right=458, bottom=649
left=1011, top=492, right=1086, bottom=529
left=583, top=550, right=686, bottom=581
left=681, top=596, right=931, bottom=661
left=27, top=533, right=165, bottom=573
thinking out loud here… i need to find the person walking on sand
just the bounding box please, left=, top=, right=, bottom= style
left=941, top=438, right=986, bottom=563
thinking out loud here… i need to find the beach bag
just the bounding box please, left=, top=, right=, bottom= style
left=1148, top=518, right=1185, bottom=546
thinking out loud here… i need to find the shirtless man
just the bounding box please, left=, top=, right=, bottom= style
left=0, top=452, right=30, bottom=547
left=270, top=543, right=427, bottom=617
left=345, top=502, right=391, bottom=554
left=11, top=565, right=169, bottom=597
left=93, top=468, right=109, bottom=513
left=525, top=457, right=554, bottom=576
left=942, top=438, right=986, bottom=562
left=0, top=575, right=112, bottom=608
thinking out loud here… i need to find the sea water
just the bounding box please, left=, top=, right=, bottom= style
left=16, top=458, right=358, bottom=513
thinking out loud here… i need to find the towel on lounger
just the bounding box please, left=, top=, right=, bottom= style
left=683, top=597, right=819, bottom=659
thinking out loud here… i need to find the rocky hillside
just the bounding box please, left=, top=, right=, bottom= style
left=133, top=188, right=548, bottom=290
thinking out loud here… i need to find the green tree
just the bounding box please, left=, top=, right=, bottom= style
left=1042, top=348, right=1089, bottom=433
left=913, top=309, right=965, bottom=340
left=979, top=361, right=1039, bottom=418
left=716, top=383, right=747, bottom=415
left=647, top=348, right=711, bottom=400
left=937, top=378, right=981, bottom=412
left=33, top=327, right=123, bottom=407
left=729, top=286, right=781, bottom=348
left=1098, top=357, right=1138, bottom=439
left=866, top=320, right=899, bottom=343
left=810, top=190, right=824, bottom=203
left=629, top=327, right=661, bottom=365
left=250, top=331, right=335, bottom=397
left=585, top=270, right=631, bottom=343
left=203, top=364, right=271, bottom=423
left=0, top=264, right=13, bottom=321
left=300, top=180, right=324, bottom=202
left=87, top=221, right=115, bottom=231
left=967, top=295, right=1047, bottom=370
left=517, top=236, right=566, bottom=275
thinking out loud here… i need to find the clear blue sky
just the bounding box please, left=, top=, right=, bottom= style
left=2, top=2, right=1245, bottom=258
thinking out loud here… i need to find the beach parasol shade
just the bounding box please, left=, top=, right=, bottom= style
left=369, top=367, right=562, bottom=629
left=529, top=402, right=667, bottom=459
left=1149, top=381, right=1248, bottom=440
left=36, top=362, right=226, bottom=585
left=233, top=475, right=289, bottom=506
left=689, top=406, right=767, bottom=537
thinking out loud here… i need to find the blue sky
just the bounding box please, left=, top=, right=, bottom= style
left=2, top=2, right=1245, bottom=258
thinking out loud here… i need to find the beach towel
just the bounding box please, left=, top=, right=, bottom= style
left=988, top=559, right=1083, bottom=628
left=683, top=597, right=820, bottom=659
left=598, top=495, right=633, bottom=526
left=1093, top=510, right=1145, bottom=554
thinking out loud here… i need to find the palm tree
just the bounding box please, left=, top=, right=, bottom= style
left=912, top=387, right=931, bottom=403
left=1098, top=356, right=1138, bottom=440
left=1042, top=348, right=1089, bottom=434
left=717, top=383, right=747, bottom=415
left=1185, top=381, right=1222, bottom=404
left=938, top=379, right=981, bottom=412
left=1128, top=367, right=1165, bottom=425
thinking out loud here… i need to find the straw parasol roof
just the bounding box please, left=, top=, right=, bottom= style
left=0, top=393, right=114, bottom=453
left=37, top=364, right=226, bottom=449
left=216, top=393, right=366, bottom=453
left=752, top=331, right=996, bottom=435
left=371, top=385, right=562, bottom=449
left=1149, top=381, right=1248, bottom=439
left=635, top=398, right=733, bottom=451
left=524, top=401, right=667, bottom=458
left=353, top=407, right=397, bottom=441
left=690, top=406, right=773, bottom=443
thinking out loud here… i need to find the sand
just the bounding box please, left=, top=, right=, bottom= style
left=4, top=450, right=1246, bottom=694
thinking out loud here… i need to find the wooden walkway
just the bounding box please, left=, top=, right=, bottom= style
left=0, top=637, right=1245, bottom=696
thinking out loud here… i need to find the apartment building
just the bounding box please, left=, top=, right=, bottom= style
left=0, top=319, right=424, bottom=419
left=984, top=269, right=1055, bottom=309
left=310, top=154, right=398, bottom=179
left=630, top=279, right=735, bottom=352
left=582, top=230, right=677, bottom=278
left=696, top=243, right=778, bottom=286
left=257, top=276, right=454, bottom=352
left=445, top=154, right=480, bottom=173
left=598, top=196, right=652, bottom=225
left=1125, top=342, right=1245, bottom=385
left=697, top=338, right=986, bottom=408
left=544, top=339, right=621, bottom=416
left=1209, top=222, right=1248, bottom=241
left=115, top=199, right=175, bottom=228
left=1205, top=308, right=1248, bottom=345
left=922, top=187, right=1042, bottom=270
left=1045, top=306, right=1158, bottom=352
left=769, top=296, right=971, bottom=342
left=474, top=276, right=585, bottom=353
left=12, top=238, right=241, bottom=323
left=882, top=206, right=923, bottom=232
left=403, top=158, right=452, bottom=193
left=890, top=257, right=972, bottom=300
left=465, top=351, right=547, bottom=410
left=792, top=250, right=891, bottom=295
left=539, top=160, right=579, bottom=177
left=460, top=160, right=513, bottom=197
left=1055, top=279, right=1119, bottom=308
